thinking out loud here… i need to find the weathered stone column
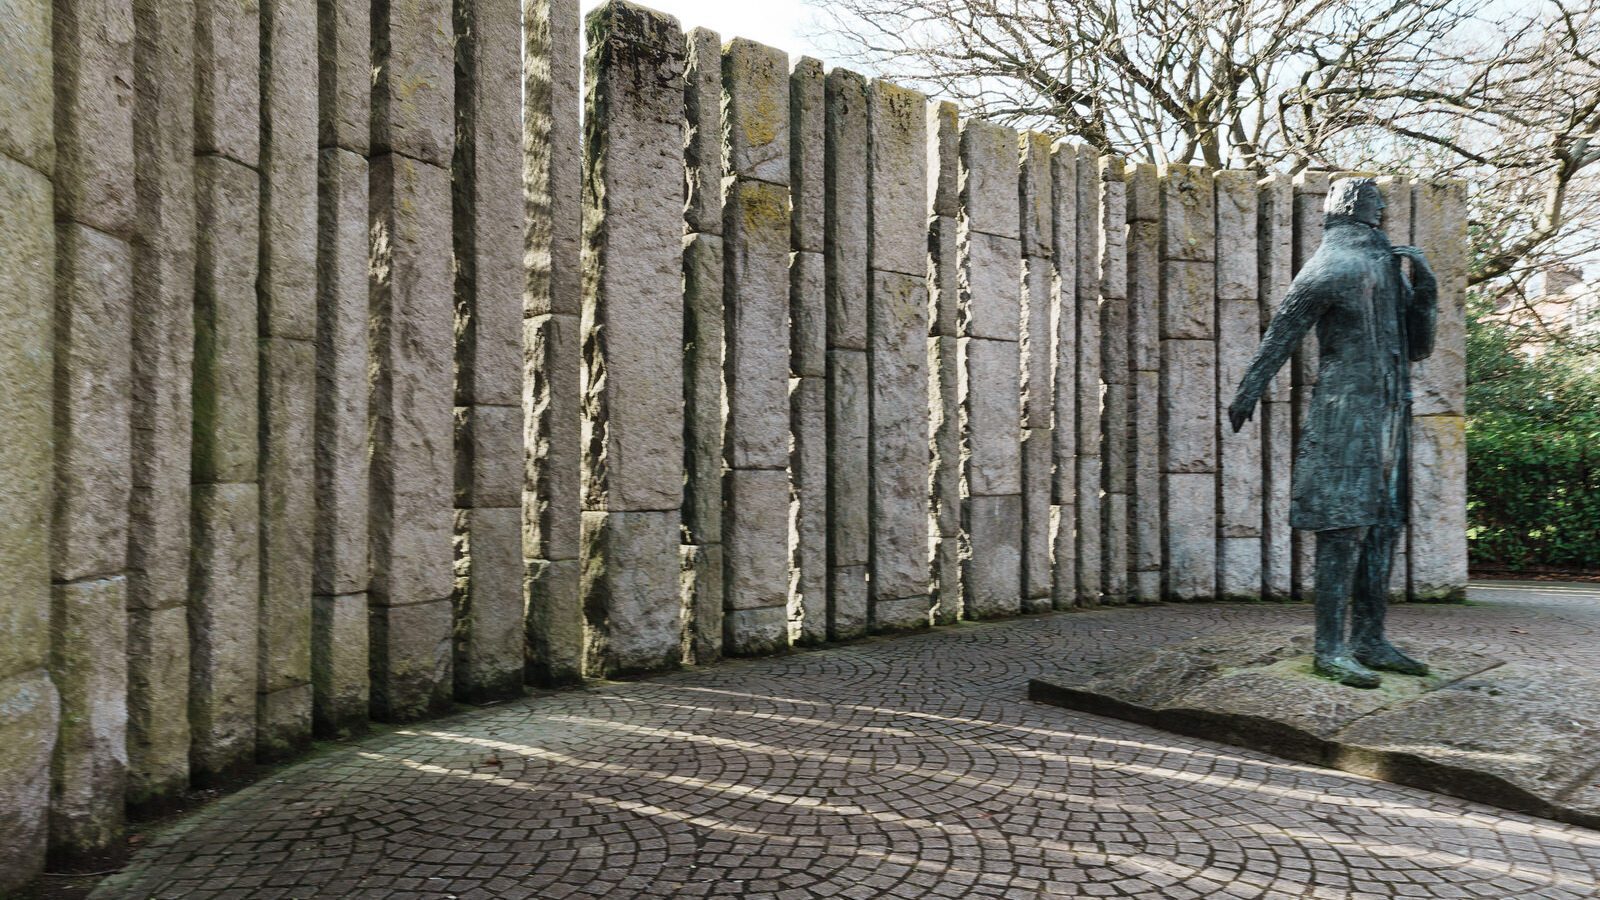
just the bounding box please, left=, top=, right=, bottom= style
left=1159, top=163, right=1217, bottom=600
left=957, top=119, right=1022, bottom=620
left=1074, top=145, right=1103, bottom=605
left=369, top=0, right=456, bottom=720
left=867, top=80, right=932, bottom=632
left=580, top=1, right=687, bottom=676
left=1049, top=142, right=1078, bottom=609
left=1125, top=162, right=1162, bottom=602
left=825, top=68, right=871, bottom=639
left=1020, top=133, right=1055, bottom=614
left=1289, top=170, right=1329, bottom=600
left=312, top=0, right=371, bottom=737
left=680, top=26, right=724, bottom=663
left=1408, top=179, right=1469, bottom=602
left=524, top=0, right=584, bottom=685
left=0, top=2, right=61, bottom=886
left=927, top=100, right=962, bottom=625
left=1376, top=175, right=1412, bottom=599
left=1098, top=155, right=1129, bottom=604
left=50, top=0, right=136, bottom=863
left=127, top=0, right=196, bottom=807
left=721, top=38, right=791, bottom=656
left=790, top=56, right=828, bottom=645
left=257, top=0, right=317, bottom=761
left=1257, top=174, right=1294, bottom=601
left=1215, top=169, right=1263, bottom=600
left=451, top=0, right=526, bottom=702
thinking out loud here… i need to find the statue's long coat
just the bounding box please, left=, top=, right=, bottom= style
left=1234, top=216, right=1437, bottom=532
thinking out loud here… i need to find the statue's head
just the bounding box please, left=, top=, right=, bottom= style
left=1324, top=177, right=1385, bottom=227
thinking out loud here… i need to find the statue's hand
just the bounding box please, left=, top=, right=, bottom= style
left=1392, top=245, right=1430, bottom=267
left=1227, top=394, right=1256, bottom=433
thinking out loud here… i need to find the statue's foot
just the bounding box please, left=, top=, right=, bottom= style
left=1355, top=642, right=1429, bottom=676
left=1314, top=654, right=1381, bottom=689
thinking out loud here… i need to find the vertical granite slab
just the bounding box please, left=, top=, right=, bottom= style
left=1098, top=156, right=1128, bottom=604
left=682, top=232, right=724, bottom=659
left=1125, top=161, right=1161, bottom=602
left=1290, top=170, right=1328, bottom=600
left=1074, top=145, right=1102, bottom=605
left=1258, top=175, right=1294, bottom=600
left=318, top=0, right=369, bottom=154
left=866, top=82, right=930, bottom=631
left=49, top=577, right=128, bottom=866
left=1375, top=175, right=1412, bottom=599
left=1049, top=142, right=1078, bottom=608
left=788, top=62, right=825, bottom=644
left=1215, top=169, right=1262, bottom=600
left=964, top=494, right=1023, bottom=619
left=127, top=0, right=196, bottom=803
left=827, top=348, right=871, bottom=640
left=368, top=153, right=455, bottom=721
left=682, top=27, right=723, bottom=237
left=451, top=506, right=525, bottom=700
left=310, top=592, right=367, bottom=738
left=523, top=0, right=583, bottom=684
left=580, top=2, right=686, bottom=673
left=722, top=179, right=792, bottom=470
left=189, top=482, right=260, bottom=780
left=790, top=374, right=827, bottom=645
left=371, top=0, right=453, bottom=167
left=0, top=672, right=58, bottom=894
left=194, top=0, right=260, bottom=167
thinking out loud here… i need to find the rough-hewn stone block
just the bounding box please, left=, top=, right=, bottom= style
left=724, top=468, right=789, bottom=613
left=369, top=155, right=455, bottom=609
left=873, top=596, right=930, bottom=634
left=1050, top=147, right=1077, bottom=508
left=371, top=0, right=453, bottom=167
left=928, top=215, right=960, bottom=338
left=255, top=682, right=312, bottom=762
left=1218, top=298, right=1265, bottom=536
left=1129, top=369, right=1162, bottom=581
left=1022, top=428, right=1052, bottom=610
left=791, top=249, right=825, bottom=379
left=49, top=576, right=128, bottom=859
left=790, top=376, right=827, bottom=646
left=369, top=596, right=453, bottom=721
left=867, top=79, right=928, bottom=276
left=960, top=337, right=1022, bottom=497
left=1098, top=156, right=1128, bottom=303
left=260, top=0, right=318, bottom=342
left=724, top=606, right=789, bottom=656
left=959, top=227, right=1023, bottom=342
left=0, top=671, right=58, bottom=895
left=1159, top=163, right=1214, bottom=262
left=581, top=3, right=686, bottom=512
left=524, top=313, right=582, bottom=561
left=53, top=223, right=133, bottom=584
left=524, top=0, right=582, bottom=316
left=929, top=335, right=961, bottom=537
left=1161, top=259, right=1216, bottom=341
left=317, top=0, right=370, bottom=153
left=0, top=159, right=54, bottom=683
left=828, top=349, right=870, bottom=569
left=1075, top=457, right=1102, bottom=605
left=0, top=0, right=53, bottom=173
left=189, top=482, right=260, bottom=779
left=53, top=0, right=136, bottom=235
left=1263, top=400, right=1294, bottom=600
left=723, top=38, right=790, bottom=186
left=1021, top=257, right=1054, bottom=431
left=682, top=235, right=724, bottom=546
left=931, top=531, right=962, bottom=625
left=1219, top=537, right=1263, bottom=600
left=451, top=506, right=526, bottom=701
left=681, top=543, right=723, bottom=663
left=193, top=156, right=260, bottom=486
left=1020, top=132, right=1053, bottom=259
left=870, top=270, right=931, bottom=606
left=1408, top=415, right=1467, bottom=601
left=582, top=508, right=683, bottom=675
left=1409, top=180, right=1468, bottom=418
left=723, top=178, right=792, bottom=470
left=824, top=68, right=868, bottom=350
left=1102, top=382, right=1129, bottom=494
left=790, top=58, right=824, bottom=251
left=1164, top=472, right=1216, bottom=601
left=525, top=557, right=583, bottom=685
left=453, top=0, right=525, bottom=409
left=1214, top=169, right=1258, bottom=301
left=1050, top=503, right=1076, bottom=610
left=830, top=564, right=868, bottom=641
left=125, top=605, right=188, bottom=807
left=682, top=27, right=723, bottom=235
left=1161, top=339, right=1217, bottom=474
left=958, top=119, right=1019, bottom=240
left=311, top=591, right=368, bottom=737
left=1101, top=492, right=1129, bottom=604
left=927, top=101, right=959, bottom=218
left=964, top=494, right=1022, bottom=619
left=454, top=404, right=523, bottom=509
left=195, top=0, right=260, bottom=166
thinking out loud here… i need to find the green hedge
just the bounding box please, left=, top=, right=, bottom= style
left=1468, top=417, right=1600, bottom=570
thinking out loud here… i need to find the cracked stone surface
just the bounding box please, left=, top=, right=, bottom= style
left=97, top=582, right=1600, bottom=899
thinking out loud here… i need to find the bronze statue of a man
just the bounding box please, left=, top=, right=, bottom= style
left=1227, top=177, right=1438, bottom=688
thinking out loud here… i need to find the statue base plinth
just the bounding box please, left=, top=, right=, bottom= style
left=1029, top=629, right=1600, bottom=829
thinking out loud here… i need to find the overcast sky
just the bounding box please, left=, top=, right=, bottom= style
left=578, top=0, right=859, bottom=71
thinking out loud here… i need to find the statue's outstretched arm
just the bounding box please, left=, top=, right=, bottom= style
left=1227, top=278, right=1329, bottom=432
left=1393, top=246, right=1437, bottom=361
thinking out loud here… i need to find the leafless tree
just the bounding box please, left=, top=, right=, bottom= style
left=810, top=0, right=1600, bottom=305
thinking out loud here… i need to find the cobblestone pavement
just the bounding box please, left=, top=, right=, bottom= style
left=96, top=583, right=1600, bottom=899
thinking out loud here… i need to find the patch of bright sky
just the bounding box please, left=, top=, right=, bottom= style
left=577, top=0, right=868, bottom=73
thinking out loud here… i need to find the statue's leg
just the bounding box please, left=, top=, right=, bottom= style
left=1313, top=527, right=1380, bottom=688
left=1351, top=525, right=1429, bottom=675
